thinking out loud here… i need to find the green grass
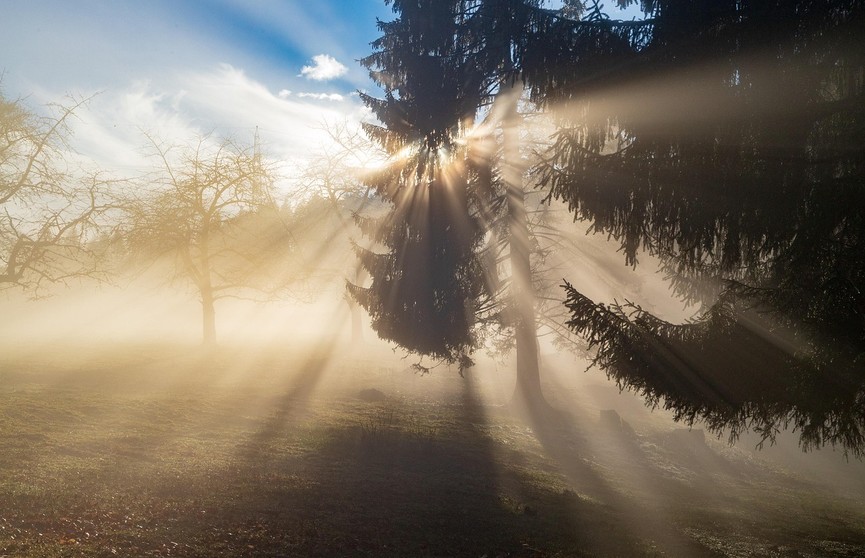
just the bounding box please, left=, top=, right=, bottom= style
left=0, top=342, right=864, bottom=557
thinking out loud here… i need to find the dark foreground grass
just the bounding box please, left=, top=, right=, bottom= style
left=1, top=342, right=864, bottom=557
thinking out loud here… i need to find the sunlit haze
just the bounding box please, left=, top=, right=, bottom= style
left=1, top=2, right=863, bottom=557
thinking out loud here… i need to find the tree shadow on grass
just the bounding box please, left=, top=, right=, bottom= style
left=245, top=334, right=342, bottom=444
left=521, top=362, right=865, bottom=558
left=216, top=369, right=674, bottom=557
left=517, top=374, right=725, bottom=558
left=3, top=346, right=865, bottom=557
left=528, top=422, right=721, bottom=556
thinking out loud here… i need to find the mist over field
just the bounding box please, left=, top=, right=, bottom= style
left=2, top=219, right=863, bottom=556
left=2, top=0, right=865, bottom=556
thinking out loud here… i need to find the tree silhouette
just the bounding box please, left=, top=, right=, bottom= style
left=354, top=1, right=621, bottom=411
left=527, top=0, right=865, bottom=452
left=354, top=0, right=865, bottom=450
left=348, top=0, right=492, bottom=368
left=353, top=1, right=584, bottom=409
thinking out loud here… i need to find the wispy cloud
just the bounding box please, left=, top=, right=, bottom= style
left=0, top=1, right=384, bottom=190
left=297, top=92, right=344, bottom=101
left=300, top=54, right=348, bottom=81
left=65, top=64, right=369, bottom=189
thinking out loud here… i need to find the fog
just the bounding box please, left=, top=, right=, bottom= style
left=2, top=1, right=863, bottom=553
left=3, top=241, right=864, bottom=556
left=2, top=124, right=862, bottom=557
left=2, top=213, right=861, bottom=493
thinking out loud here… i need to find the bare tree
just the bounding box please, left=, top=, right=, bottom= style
left=0, top=92, right=118, bottom=295
left=298, top=121, right=377, bottom=210
left=297, top=122, right=380, bottom=344
left=126, top=133, right=282, bottom=344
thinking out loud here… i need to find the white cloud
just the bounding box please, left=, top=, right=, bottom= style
left=66, top=81, right=196, bottom=175
left=297, top=92, right=345, bottom=102
left=300, top=54, right=348, bottom=81
left=61, top=64, right=372, bottom=191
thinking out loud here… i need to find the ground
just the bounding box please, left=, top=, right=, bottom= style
left=1, top=341, right=864, bottom=557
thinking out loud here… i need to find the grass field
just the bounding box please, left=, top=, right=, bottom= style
left=1, top=341, right=864, bottom=557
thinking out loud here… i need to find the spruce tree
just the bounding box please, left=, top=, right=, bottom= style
left=526, top=0, right=865, bottom=452
left=348, top=0, right=490, bottom=367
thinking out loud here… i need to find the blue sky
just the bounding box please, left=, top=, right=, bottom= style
left=0, top=1, right=641, bottom=178
left=1, top=0, right=389, bottom=93
left=0, top=1, right=393, bottom=176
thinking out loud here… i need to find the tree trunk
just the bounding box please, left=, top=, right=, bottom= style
left=201, top=285, right=216, bottom=345
left=197, top=230, right=217, bottom=346
left=502, top=84, right=544, bottom=411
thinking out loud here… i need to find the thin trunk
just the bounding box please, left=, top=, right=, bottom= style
left=199, top=231, right=216, bottom=345
left=201, top=285, right=216, bottom=345
left=502, top=84, right=544, bottom=410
